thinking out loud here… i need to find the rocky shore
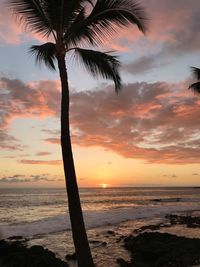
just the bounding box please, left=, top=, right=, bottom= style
left=117, top=214, right=200, bottom=267
left=0, top=214, right=200, bottom=267
left=0, top=238, right=69, bottom=267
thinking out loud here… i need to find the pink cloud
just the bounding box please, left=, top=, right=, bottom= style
left=1, top=0, right=200, bottom=66
left=35, top=152, right=51, bottom=156
left=103, top=0, right=200, bottom=59
left=0, top=3, right=53, bottom=44
left=19, top=160, right=62, bottom=165
left=0, top=78, right=60, bottom=129
left=1, top=77, right=200, bottom=164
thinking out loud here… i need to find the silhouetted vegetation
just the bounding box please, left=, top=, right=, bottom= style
left=8, top=1, right=147, bottom=266
left=189, top=67, right=200, bottom=93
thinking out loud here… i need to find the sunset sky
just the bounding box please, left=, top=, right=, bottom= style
left=1, top=0, right=200, bottom=187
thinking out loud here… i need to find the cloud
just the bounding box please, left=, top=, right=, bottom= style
left=1, top=0, right=199, bottom=60
left=0, top=130, right=23, bottom=150
left=19, top=160, right=62, bottom=165
left=0, top=78, right=60, bottom=129
left=0, top=3, right=52, bottom=45
left=123, top=55, right=157, bottom=74
left=113, top=0, right=200, bottom=74
left=68, top=81, right=200, bottom=164
left=1, top=76, right=200, bottom=164
left=0, top=78, right=61, bottom=151
left=44, top=138, right=60, bottom=144
left=163, top=174, right=177, bottom=178
left=35, top=152, right=51, bottom=156
left=0, top=5, right=22, bottom=45
left=0, top=177, right=29, bottom=183
left=0, top=174, right=60, bottom=183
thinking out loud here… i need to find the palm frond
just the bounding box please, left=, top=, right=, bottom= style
left=65, top=7, right=97, bottom=46
left=189, top=82, right=200, bottom=94
left=45, top=0, right=93, bottom=37
left=9, top=0, right=54, bottom=38
left=74, top=48, right=121, bottom=92
left=30, top=42, right=56, bottom=70
left=66, top=0, right=148, bottom=46
left=191, top=67, right=200, bottom=80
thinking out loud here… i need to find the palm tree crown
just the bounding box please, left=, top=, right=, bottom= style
left=189, top=67, right=200, bottom=94
left=9, top=1, right=147, bottom=266
left=10, top=0, right=147, bottom=92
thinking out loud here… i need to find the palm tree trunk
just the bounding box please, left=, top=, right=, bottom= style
left=57, top=55, right=95, bottom=267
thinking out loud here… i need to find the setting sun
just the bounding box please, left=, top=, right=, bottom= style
left=100, top=184, right=108, bottom=188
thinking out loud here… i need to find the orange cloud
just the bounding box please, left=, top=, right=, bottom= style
left=35, top=152, right=52, bottom=156
left=19, top=160, right=62, bottom=165
left=2, top=77, right=200, bottom=164
left=0, top=78, right=60, bottom=129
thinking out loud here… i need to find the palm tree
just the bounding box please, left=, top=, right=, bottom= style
left=189, top=67, right=200, bottom=93
left=9, top=1, right=147, bottom=266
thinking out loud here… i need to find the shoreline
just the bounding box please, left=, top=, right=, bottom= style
left=1, top=210, right=199, bottom=267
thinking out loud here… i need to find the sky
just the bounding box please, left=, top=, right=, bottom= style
left=1, top=0, right=200, bottom=188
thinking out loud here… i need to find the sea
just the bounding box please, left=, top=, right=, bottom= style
left=1, top=187, right=200, bottom=266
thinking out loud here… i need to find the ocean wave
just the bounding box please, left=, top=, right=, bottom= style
left=150, top=197, right=200, bottom=203
left=1, top=203, right=200, bottom=239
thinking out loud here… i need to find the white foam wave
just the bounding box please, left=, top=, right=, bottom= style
left=1, top=203, right=199, bottom=239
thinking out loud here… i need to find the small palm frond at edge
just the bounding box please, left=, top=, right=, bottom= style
left=30, top=42, right=56, bottom=70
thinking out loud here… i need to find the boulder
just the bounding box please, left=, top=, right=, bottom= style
left=0, top=239, right=69, bottom=267
left=124, top=232, right=200, bottom=267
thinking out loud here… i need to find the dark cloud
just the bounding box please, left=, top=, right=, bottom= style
left=0, top=130, right=23, bottom=150
left=0, top=177, right=29, bottom=183
left=123, top=55, right=160, bottom=75
left=121, top=0, right=200, bottom=75
left=0, top=174, right=59, bottom=183
left=142, top=0, right=200, bottom=53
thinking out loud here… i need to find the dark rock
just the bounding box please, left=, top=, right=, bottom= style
left=165, top=214, right=200, bottom=228
left=107, top=230, right=115, bottom=236
left=0, top=239, right=69, bottom=267
left=89, top=240, right=107, bottom=247
left=90, top=240, right=102, bottom=244
left=124, top=232, right=200, bottom=267
left=7, top=236, right=23, bottom=240
left=117, top=258, right=132, bottom=267
left=151, top=198, right=181, bottom=203
left=65, top=252, right=76, bottom=261
left=133, top=223, right=162, bottom=234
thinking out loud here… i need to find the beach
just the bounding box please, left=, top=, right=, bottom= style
left=1, top=187, right=200, bottom=266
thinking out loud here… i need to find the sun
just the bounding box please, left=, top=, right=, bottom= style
left=100, top=184, right=108, bottom=188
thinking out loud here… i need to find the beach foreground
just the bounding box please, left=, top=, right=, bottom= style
left=1, top=211, right=200, bottom=267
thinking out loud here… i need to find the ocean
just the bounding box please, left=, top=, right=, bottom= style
left=1, top=187, right=200, bottom=266
left=1, top=187, right=200, bottom=238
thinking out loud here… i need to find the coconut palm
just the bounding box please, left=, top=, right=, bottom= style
left=189, top=67, right=200, bottom=94
left=9, top=1, right=147, bottom=266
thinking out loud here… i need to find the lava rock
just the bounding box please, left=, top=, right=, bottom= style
left=65, top=252, right=76, bottom=261
left=117, top=258, right=132, bottom=267
left=0, top=239, right=69, bottom=267
left=107, top=230, right=116, bottom=236
left=166, top=214, right=200, bottom=228
left=124, top=232, right=200, bottom=267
